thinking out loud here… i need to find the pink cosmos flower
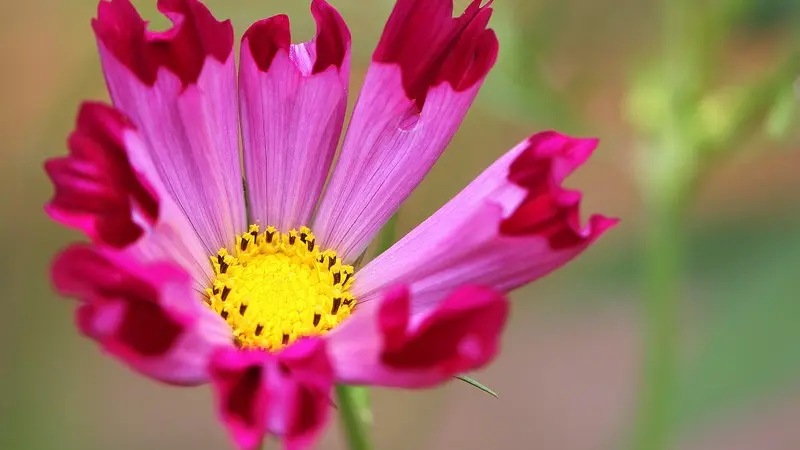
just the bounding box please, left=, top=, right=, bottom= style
left=45, top=0, right=618, bottom=448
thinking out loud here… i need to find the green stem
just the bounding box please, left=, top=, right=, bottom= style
left=631, top=188, right=685, bottom=450
left=335, top=213, right=399, bottom=450
left=628, top=3, right=799, bottom=449
left=628, top=0, right=696, bottom=445
left=336, top=385, right=373, bottom=450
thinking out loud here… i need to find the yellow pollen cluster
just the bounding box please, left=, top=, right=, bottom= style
left=205, top=225, right=356, bottom=351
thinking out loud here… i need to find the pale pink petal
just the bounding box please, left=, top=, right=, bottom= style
left=45, top=102, right=211, bottom=288
left=210, top=339, right=333, bottom=450
left=353, top=131, right=619, bottom=313
left=240, top=0, right=350, bottom=232
left=313, top=0, right=498, bottom=261
left=52, top=244, right=233, bottom=385
left=327, top=285, right=508, bottom=388
left=93, top=0, right=245, bottom=255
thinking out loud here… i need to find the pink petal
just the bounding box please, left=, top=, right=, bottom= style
left=240, top=0, right=350, bottom=231
left=373, top=0, right=498, bottom=110
left=45, top=102, right=211, bottom=287
left=313, top=0, right=498, bottom=262
left=353, top=131, right=619, bottom=312
left=45, top=102, right=158, bottom=247
left=52, top=244, right=233, bottom=385
left=327, top=284, right=508, bottom=388
left=94, top=0, right=246, bottom=255
left=92, top=0, right=232, bottom=87
left=210, top=339, right=334, bottom=450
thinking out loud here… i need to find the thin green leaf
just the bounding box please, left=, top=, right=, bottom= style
left=456, top=375, right=499, bottom=398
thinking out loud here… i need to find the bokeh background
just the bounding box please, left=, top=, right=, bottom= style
left=2, top=0, right=799, bottom=449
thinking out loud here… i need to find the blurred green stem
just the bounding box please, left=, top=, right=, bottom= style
left=627, top=0, right=798, bottom=447
left=336, top=385, right=373, bottom=450
left=631, top=187, right=685, bottom=450
left=628, top=0, right=698, bottom=445
left=336, top=213, right=399, bottom=450
left=629, top=53, right=800, bottom=450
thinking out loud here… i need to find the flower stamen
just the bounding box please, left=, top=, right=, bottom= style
left=205, top=225, right=356, bottom=350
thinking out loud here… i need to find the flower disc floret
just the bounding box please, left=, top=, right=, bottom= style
left=206, top=225, right=356, bottom=350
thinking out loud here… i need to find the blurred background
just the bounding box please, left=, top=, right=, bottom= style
left=1, top=0, right=799, bottom=449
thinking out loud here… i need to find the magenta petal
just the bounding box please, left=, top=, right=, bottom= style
left=312, top=0, right=498, bottom=262
left=45, top=101, right=211, bottom=287
left=94, top=0, right=245, bottom=255
left=210, top=339, right=334, bottom=450
left=52, top=244, right=233, bottom=385
left=45, top=102, right=158, bottom=248
left=93, top=0, right=233, bottom=87
left=327, top=285, right=508, bottom=388
left=373, top=0, right=497, bottom=109
left=240, top=0, right=350, bottom=231
left=353, top=131, right=619, bottom=312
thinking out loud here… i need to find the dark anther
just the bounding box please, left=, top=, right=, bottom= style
left=240, top=238, right=248, bottom=251
left=328, top=256, right=336, bottom=269
left=212, top=286, right=220, bottom=295
left=233, top=336, right=243, bottom=348
left=313, top=313, right=321, bottom=326
left=307, top=239, right=314, bottom=252
left=255, top=324, right=264, bottom=336
left=318, top=255, right=325, bottom=263
left=300, top=232, right=307, bottom=242
left=217, top=254, right=224, bottom=265
left=343, top=298, right=354, bottom=306
left=333, top=272, right=341, bottom=285
left=342, top=272, right=352, bottom=286
left=331, top=297, right=342, bottom=315
left=282, top=334, right=290, bottom=346
left=239, top=303, right=248, bottom=315
left=266, top=230, right=275, bottom=243
left=289, top=234, right=296, bottom=245
left=220, top=310, right=229, bottom=320
left=250, top=230, right=258, bottom=239
left=220, top=260, right=229, bottom=274
left=221, top=286, right=231, bottom=301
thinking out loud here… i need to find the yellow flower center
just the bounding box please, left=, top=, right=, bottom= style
left=205, top=225, right=356, bottom=351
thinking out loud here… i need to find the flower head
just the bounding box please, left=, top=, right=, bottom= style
left=46, top=0, right=618, bottom=448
